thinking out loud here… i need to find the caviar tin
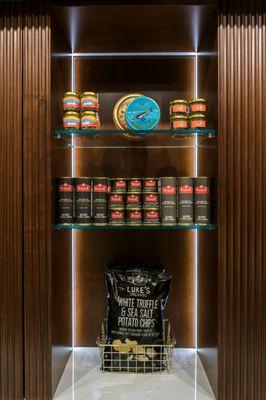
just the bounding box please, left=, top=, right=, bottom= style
left=63, top=92, right=80, bottom=111
left=126, top=208, right=142, bottom=226
left=74, top=177, right=92, bottom=225
left=108, top=192, right=125, bottom=208
left=143, top=192, right=159, bottom=208
left=194, top=177, right=211, bottom=225
left=125, top=96, right=160, bottom=131
left=142, top=178, right=157, bottom=192
left=170, top=115, right=189, bottom=130
left=127, top=178, right=142, bottom=192
left=189, top=114, right=207, bottom=129
left=63, top=111, right=80, bottom=130
left=143, top=208, right=160, bottom=225
left=81, top=111, right=100, bottom=129
left=56, top=177, right=74, bottom=224
left=189, top=99, right=207, bottom=114
left=109, top=208, right=125, bottom=225
left=111, top=178, right=127, bottom=193
left=169, top=99, right=189, bottom=115
left=81, top=92, right=99, bottom=111
left=126, top=192, right=142, bottom=208
left=178, top=177, right=194, bottom=225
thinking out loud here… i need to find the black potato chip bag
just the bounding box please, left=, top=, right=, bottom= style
left=106, top=264, right=172, bottom=345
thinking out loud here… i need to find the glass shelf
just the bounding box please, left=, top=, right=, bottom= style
left=53, top=224, right=216, bottom=231
left=53, top=129, right=217, bottom=149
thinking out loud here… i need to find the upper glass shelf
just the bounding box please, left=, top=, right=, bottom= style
left=53, top=129, right=217, bottom=149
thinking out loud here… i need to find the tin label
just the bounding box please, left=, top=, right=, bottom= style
left=130, top=211, right=142, bottom=219
left=94, top=184, right=108, bottom=192
left=76, top=183, right=91, bottom=192
left=146, top=211, right=159, bottom=219
left=130, top=180, right=141, bottom=188
left=144, top=194, right=158, bottom=202
left=81, top=118, right=99, bottom=129
left=111, top=211, right=124, bottom=219
left=190, top=119, right=206, bottom=128
left=179, top=185, right=193, bottom=194
left=195, top=185, right=209, bottom=194
left=110, top=195, right=123, bottom=202
left=63, top=119, right=80, bottom=129
left=63, top=97, right=80, bottom=110
left=172, top=104, right=188, bottom=113
left=58, top=183, right=73, bottom=192
left=190, top=104, right=207, bottom=112
left=172, top=120, right=188, bottom=129
left=115, top=181, right=126, bottom=188
left=144, top=180, right=156, bottom=188
left=127, top=195, right=140, bottom=203
left=162, top=185, right=176, bottom=195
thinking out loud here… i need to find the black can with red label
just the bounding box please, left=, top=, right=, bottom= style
left=74, top=177, right=92, bottom=224
left=111, top=178, right=127, bottom=193
left=109, top=208, right=125, bottom=225
left=143, top=178, right=158, bottom=192
left=126, top=192, right=142, bottom=208
left=56, top=177, right=74, bottom=224
left=128, top=178, right=142, bottom=192
left=194, top=177, right=211, bottom=225
left=93, top=177, right=109, bottom=225
left=143, top=208, right=160, bottom=225
left=143, top=192, right=159, bottom=208
left=159, top=177, right=177, bottom=225
left=108, top=192, right=125, bottom=208
left=126, top=208, right=142, bottom=226
left=178, top=177, right=194, bottom=225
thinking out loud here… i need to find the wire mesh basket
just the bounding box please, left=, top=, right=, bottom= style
left=97, top=319, right=175, bottom=373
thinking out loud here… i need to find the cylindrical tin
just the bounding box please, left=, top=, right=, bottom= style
left=74, top=177, right=92, bottom=224
left=143, top=208, right=160, bottom=225
left=194, top=177, right=212, bottom=225
left=108, top=192, right=125, bottom=208
left=109, top=208, right=125, bottom=225
left=142, top=178, right=158, bottom=192
left=63, top=92, right=80, bottom=111
left=126, top=192, right=142, bottom=208
left=143, top=192, right=159, bottom=208
left=126, top=208, right=142, bottom=226
left=56, top=177, right=74, bottom=224
left=127, top=178, right=142, bottom=192
left=178, top=177, right=194, bottom=225
left=111, top=178, right=127, bottom=193
left=93, top=177, right=109, bottom=225
left=159, top=177, right=177, bottom=226
left=63, top=111, right=80, bottom=130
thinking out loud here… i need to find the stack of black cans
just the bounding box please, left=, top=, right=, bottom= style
left=56, top=176, right=212, bottom=226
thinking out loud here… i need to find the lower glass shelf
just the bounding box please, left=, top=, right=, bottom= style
left=53, top=224, right=216, bottom=230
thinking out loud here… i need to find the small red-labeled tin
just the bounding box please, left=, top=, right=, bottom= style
left=126, top=192, right=142, bottom=207
left=109, top=208, right=125, bottom=225
left=108, top=192, right=125, bottom=208
left=143, top=208, right=160, bottom=225
left=126, top=208, right=142, bottom=226
left=170, top=115, right=189, bottom=130
left=143, top=178, right=157, bottom=192
left=111, top=178, right=127, bottom=193
left=143, top=192, right=159, bottom=208
left=170, top=99, right=189, bottom=115
left=128, top=178, right=142, bottom=192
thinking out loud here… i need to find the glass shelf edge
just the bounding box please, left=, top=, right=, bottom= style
left=52, top=224, right=216, bottom=231
left=54, top=129, right=216, bottom=136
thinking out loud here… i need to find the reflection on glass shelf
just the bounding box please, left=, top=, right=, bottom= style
left=53, top=128, right=217, bottom=149
left=53, top=224, right=216, bottom=231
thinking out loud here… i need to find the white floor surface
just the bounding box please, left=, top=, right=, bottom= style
left=54, top=348, right=215, bottom=400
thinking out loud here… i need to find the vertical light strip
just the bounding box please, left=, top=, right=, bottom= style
left=71, top=54, right=76, bottom=349
left=194, top=52, right=199, bottom=351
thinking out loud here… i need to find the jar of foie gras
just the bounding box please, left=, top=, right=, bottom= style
left=81, top=111, right=100, bottom=129
left=189, top=114, right=207, bottom=129
left=189, top=98, right=207, bottom=114
left=63, top=92, right=80, bottom=111
left=63, top=111, right=80, bottom=130
left=143, top=208, right=160, bottom=225
left=170, top=99, right=189, bottom=115
left=170, top=115, right=189, bottom=130
left=81, top=92, right=99, bottom=111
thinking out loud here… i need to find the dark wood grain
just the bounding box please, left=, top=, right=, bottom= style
left=22, top=1, right=52, bottom=399
left=0, top=4, right=24, bottom=400
left=218, top=2, right=266, bottom=399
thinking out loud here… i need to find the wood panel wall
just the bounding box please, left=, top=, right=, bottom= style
left=0, top=4, right=24, bottom=400
left=22, top=1, right=52, bottom=399
left=218, top=2, right=266, bottom=399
